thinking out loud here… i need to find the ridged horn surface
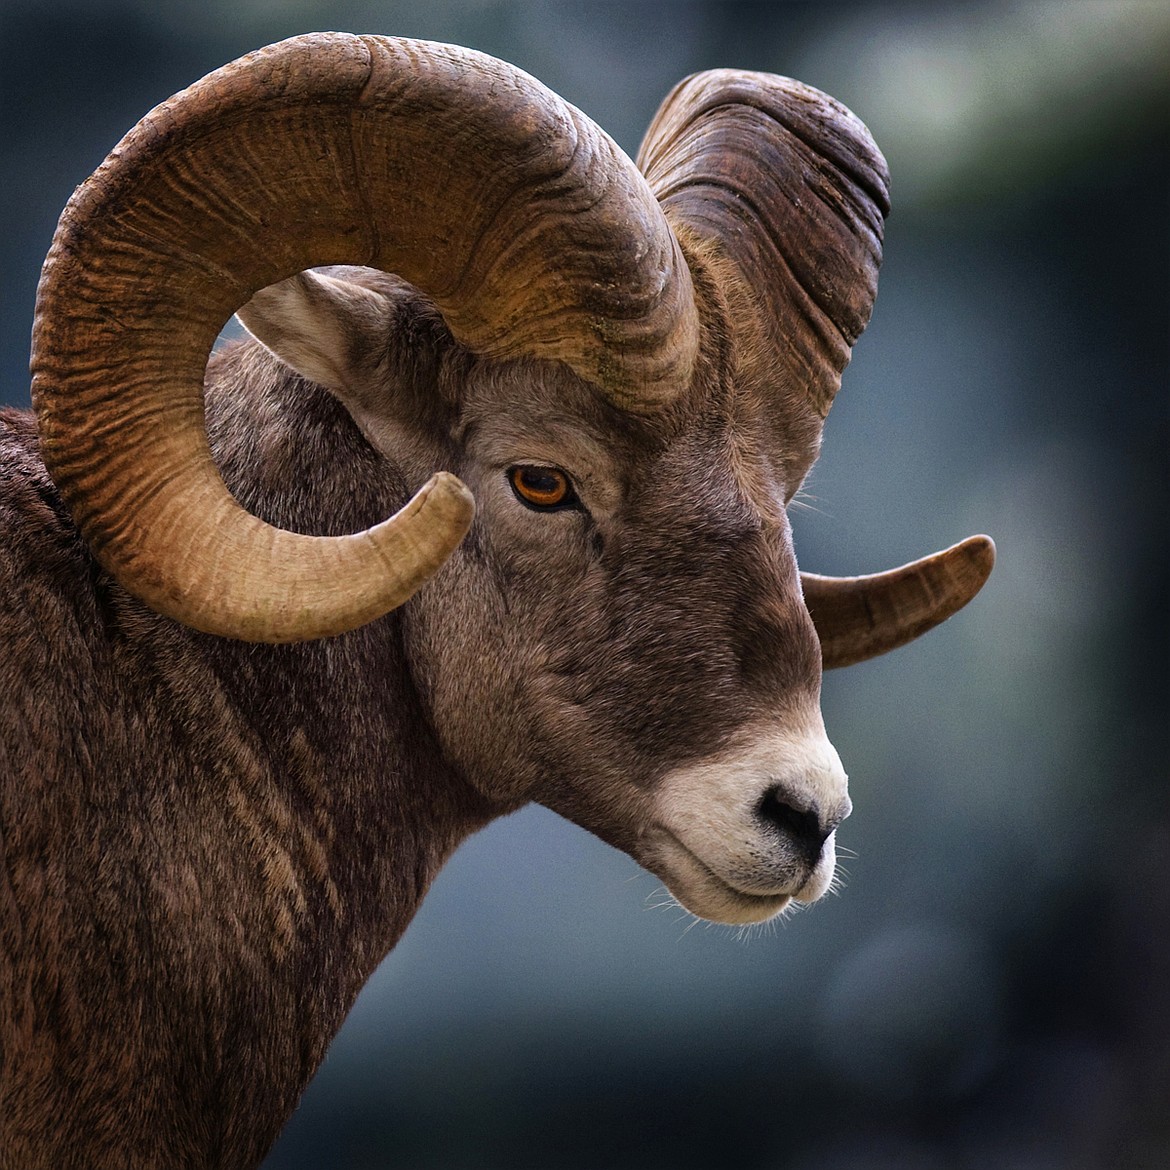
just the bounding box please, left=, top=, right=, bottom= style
left=637, top=70, right=890, bottom=490
left=31, top=33, right=698, bottom=642
left=802, top=535, right=996, bottom=669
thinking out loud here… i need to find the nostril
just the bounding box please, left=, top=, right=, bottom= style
left=756, top=787, right=831, bottom=857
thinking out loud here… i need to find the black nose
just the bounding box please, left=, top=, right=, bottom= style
left=755, top=787, right=841, bottom=860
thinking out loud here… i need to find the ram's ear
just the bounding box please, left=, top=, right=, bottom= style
left=237, top=267, right=458, bottom=447
left=236, top=268, right=393, bottom=394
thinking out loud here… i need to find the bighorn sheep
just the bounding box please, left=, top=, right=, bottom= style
left=0, top=33, right=993, bottom=1169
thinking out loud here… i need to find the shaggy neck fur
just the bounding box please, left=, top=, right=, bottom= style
left=0, top=364, right=497, bottom=1168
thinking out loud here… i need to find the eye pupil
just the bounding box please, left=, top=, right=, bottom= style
left=509, top=465, right=572, bottom=509
left=520, top=469, right=561, bottom=497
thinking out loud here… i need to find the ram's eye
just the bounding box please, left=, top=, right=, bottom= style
left=508, top=465, right=577, bottom=511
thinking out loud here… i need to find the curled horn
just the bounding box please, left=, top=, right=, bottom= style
left=638, top=72, right=992, bottom=656
left=31, top=33, right=699, bottom=642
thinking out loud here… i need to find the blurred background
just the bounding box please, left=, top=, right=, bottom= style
left=2, top=2, right=1167, bottom=1167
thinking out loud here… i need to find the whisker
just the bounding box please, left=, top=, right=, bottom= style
left=787, top=488, right=834, bottom=520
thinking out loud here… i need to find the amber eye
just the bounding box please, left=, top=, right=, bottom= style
left=508, top=465, right=576, bottom=511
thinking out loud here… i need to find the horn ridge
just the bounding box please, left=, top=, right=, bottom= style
left=637, top=69, right=889, bottom=432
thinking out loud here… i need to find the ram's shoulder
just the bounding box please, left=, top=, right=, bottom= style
left=0, top=407, right=112, bottom=651
left=0, top=407, right=84, bottom=562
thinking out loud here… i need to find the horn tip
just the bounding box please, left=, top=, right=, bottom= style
left=955, top=533, right=996, bottom=585
left=416, top=470, right=476, bottom=532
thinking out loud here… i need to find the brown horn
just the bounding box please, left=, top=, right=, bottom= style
left=802, top=536, right=996, bottom=669
left=31, top=33, right=699, bottom=643
left=636, top=70, right=889, bottom=490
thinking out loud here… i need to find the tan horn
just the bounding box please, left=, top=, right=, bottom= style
left=31, top=33, right=699, bottom=642
left=802, top=535, right=996, bottom=669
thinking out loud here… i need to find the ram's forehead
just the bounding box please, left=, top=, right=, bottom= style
left=458, top=352, right=652, bottom=445
left=456, top=352, right=800, bottom=531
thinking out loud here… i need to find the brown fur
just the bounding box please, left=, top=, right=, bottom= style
left=0, top=367, right=494, bottom=1166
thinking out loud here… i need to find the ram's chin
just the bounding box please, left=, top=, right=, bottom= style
left=642, top=833, right=816, bottom=926
left=666, top=880, right=793, bottom=926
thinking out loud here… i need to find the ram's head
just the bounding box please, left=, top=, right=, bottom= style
left=31, top=34, right=992, bottom=924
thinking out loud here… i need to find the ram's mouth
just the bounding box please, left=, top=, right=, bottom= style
left=639, top=829, right=808, bottom=925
